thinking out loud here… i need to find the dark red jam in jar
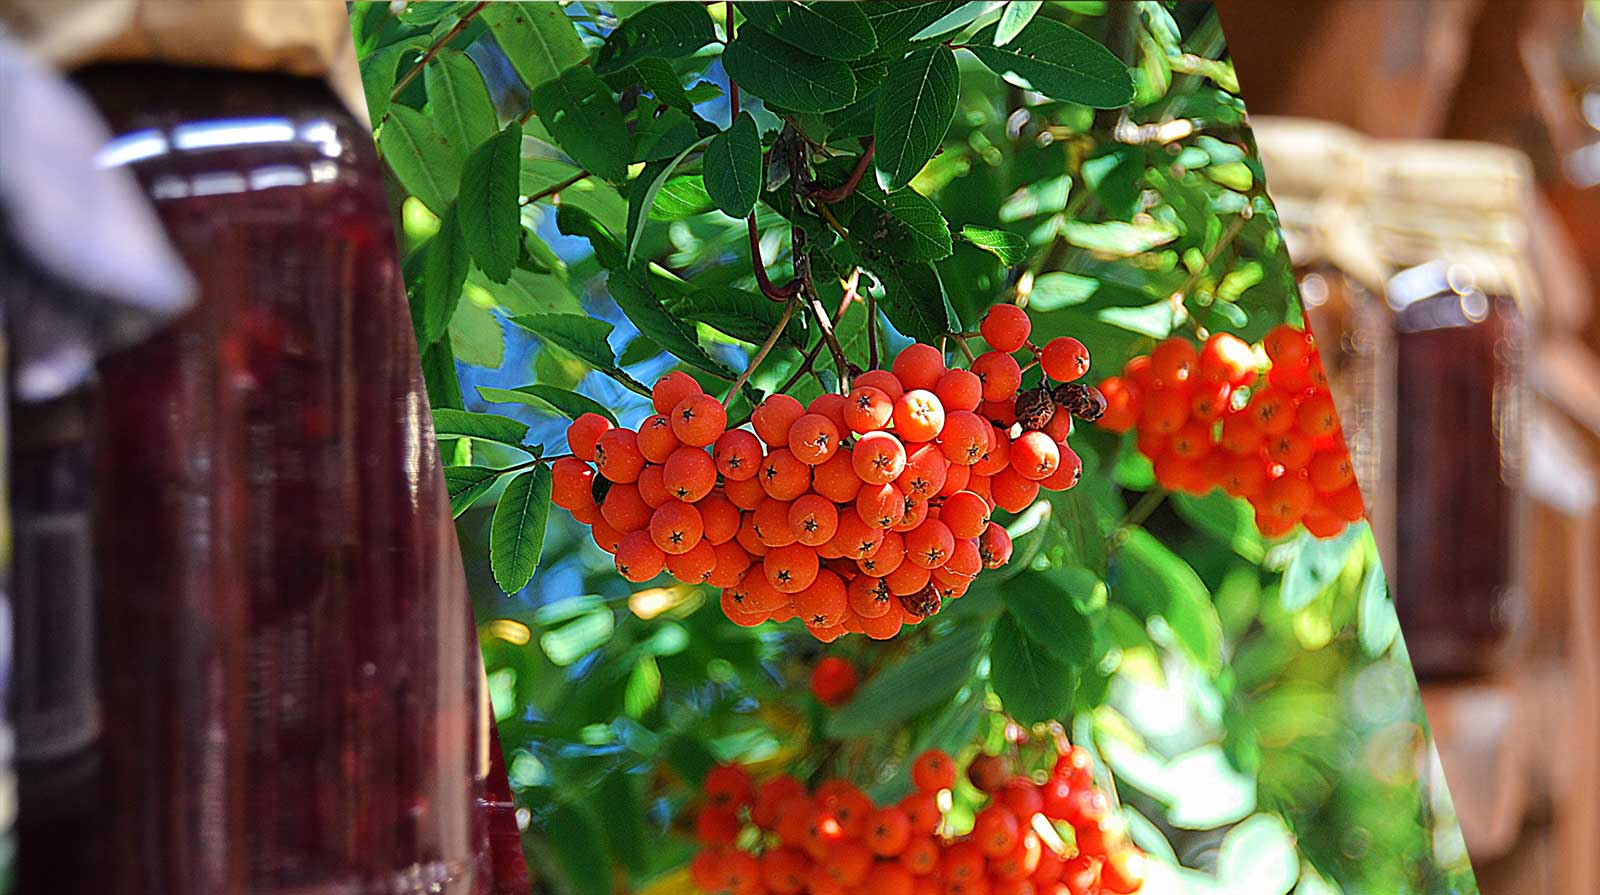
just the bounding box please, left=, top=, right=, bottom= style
left=1389, top=262, right=1527, bottom=680
left=78, top=65, right=492, bottom=894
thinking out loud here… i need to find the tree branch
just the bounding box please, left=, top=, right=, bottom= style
left=390, top=2, right=491, bottom=103
left=520, top=171, right=590, bottom=207
left=810, top=141, right=876, bottom=203
left=723, top=299, right=798, bottom=407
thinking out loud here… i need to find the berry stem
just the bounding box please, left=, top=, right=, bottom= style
left=747, top=214, right=802, bottom=301
left=723, top=298, right=798, bottom=407
left=519, top=170, right=590, bottom=207
left=948, top=331, right=977, bottom=364
left=1120, top=488, right=1168, bottom=529
left=387, top=2, right=491, bottom=107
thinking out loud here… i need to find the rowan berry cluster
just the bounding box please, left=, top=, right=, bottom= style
left=687, top=744, right=1146, bottom=895
left=550, top=305, right=1103, bottom=641
left=1095, top=325, right=1364, bottom=539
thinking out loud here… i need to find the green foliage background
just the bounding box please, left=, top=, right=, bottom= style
left=352, top=3, right=1482, bottom=894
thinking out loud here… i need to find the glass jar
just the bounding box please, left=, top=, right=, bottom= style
left=1369, top=142, right=1534, bottom=680
left=77, top=64, right=491, bottom=894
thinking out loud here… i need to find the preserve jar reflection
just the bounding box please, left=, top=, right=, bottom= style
left=81, top=67, right=490, bottom=894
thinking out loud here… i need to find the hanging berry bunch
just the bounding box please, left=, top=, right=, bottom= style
left=549, top=305, right=1104, bottom=641
left=687, top=742, right=1145, bottom=895
left=1095, top=325, right=1364, bottom=539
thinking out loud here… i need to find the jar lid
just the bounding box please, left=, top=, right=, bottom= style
left=0, top=0, right=365, bottom=118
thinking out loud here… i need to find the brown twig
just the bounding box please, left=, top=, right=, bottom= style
left=520, top=171, right=591, bottom=207
left=748, top=215, right=803, bottom=301
left=390, top=2, right=491, bottom=103
left=810, top=142, right=876, bottom=203
left=723, top=299, right=798, bottom=406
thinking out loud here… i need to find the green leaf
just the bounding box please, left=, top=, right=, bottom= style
left=703, top=111, right=763, bottom=218
left=1002, top=570, right=1095, bottom=666
left=360, top=39, right=423, bottom=123
left=595, top=2, right=716, bottom=74
left=677, top=286, right=806, bottom=348
left=989, top=612, right=1076, bottom=724
left=490, top=466, right=551, bottom=594
left=607, top=272, right=736, bottom=379
left=1218, top=814, right=1300, bottom=895
left=873, top=44, right=958, bottom=191
left=509, top=313, right=653, bottom=396
left=1171, top=491, right=1265, bottom=563
left=631, top=56, right=697, bottom=112
left=851, top=185, right=953, bottom=261
left=1280, top=525, right=1362, bottom=611
left=379, top=104, right=460, bottom=214
left=968, top=18, right=1134, bottom=109
left=960, top=225, right=1029, bottom=265
left=481, top=1, right=587, bottom=91
left=826, top=625, right=983, bottom=737
left=1112, top=527, right=1223, bottom=672
left=443, top=465, right=501, bottom=518
left=449, top=299, right=505, bottom=368
left=993, top=0, right=1042, bottom=45
left=417, top=206, right=470, bottom=344
left=530, top=65, right=631, bottom=182
left=477, top=384, right=618, bottom=425
left=736, top=1, right=877, bottom=60
left=652, top=175, right=716, bottom=220
left=540, top=607, right=613, bottom=665
left=625, top=135, right=713, bottom=262
left=458, top=124, right=523, bottom=283
left=722, top=29, right=857, bottom=113
left=863, top=1, right=964, bottom=46
left=869, top=261, right=955, bottom=344
left=1082, top=145, right=1143, bottom=219
left=425, top=49, right=498, bottom=162
left=431, top=408, right=530, bottom=446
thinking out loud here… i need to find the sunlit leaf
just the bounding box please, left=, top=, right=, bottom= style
left=490, top=465, right=552, bottom=594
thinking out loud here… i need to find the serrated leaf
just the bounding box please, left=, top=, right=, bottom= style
left=481, top=1, right=587, bottom=92
left=703, top=111, right=763, bottom=218
left=360, top=39, right=423, bottom=123
left=530, top=65, right=631, bottom=182
left=874, top=44, right=958, bottom=191
left=826, top=625, right=983, bottom=737
left=960, top=225, right=1029, bottom=265
left=677, top=286, right=806, bottom=348
left=458, top=124, right=522, bottom=283
left=722, top=29, right=857, bottom=113
left=595, top=2, right=716, bottom=74
left=736, top=1, right=877, bottom=60
left=476, top=383, right=618, bottom=425
left=418, top=206, right=469, bottom=344
left=968, top=18, right=1134, bottom=108
left=851, top=184, right=952, bottom=261
left=1003, top=570, right=1095, bottom=666
left=608, top=272, right=736, bottom=379
left=449, top=298, right=505, bottom=368
left=864, top=1, right=965, bottom=46
left=443, top=465, right=501, bottom=518
left=491, top=466, right=551, bottom=594
left=989, top=612, right=1076, bottom=724
left=431, top=408, right=530, bottom=446
left=425, top=49, right=498, bottom=162
left=509, top=313, right=652, bottom=396
left=869, top=261, right=955, bottom=344
left=993, top=1, right=1042, bottom=45
left=379, top=104, right=459, bottom=214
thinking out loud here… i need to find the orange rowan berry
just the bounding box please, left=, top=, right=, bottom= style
left=979, top=522, right=1013, bottom=568
left=864, top=806, right=913, bottom=858
left=1248, top=388, right=1296, bottom=435
left=636, top=464, right=672, bottom=507
left=1308, top=449, right=1355, bottom=493
left=714, top=428, right=763, bottom=481
left=752, top=498, right=798, bottom=548
left=765, top=542, right=821, bottom=595
left=944, top=537, right=983, bottom=579
left=864, top=863, right=916, bottom=895
left=854, top=430, right=908, bottom=484
left=942, top=491, right=992, bottom=538
left=699, top=492, right=741, bottom=544
left=1268, top=355, right=1311, bottom=393
left=939, top=461, right=971, bottom=497
left=591, top=518, right=623, bottom=554
left=724, top=473, right=766, bottom=510
left=1200, top=331, right=1257, bottom=385
left=667, top=540, right=717, bottom=584
left=663, top=446, right=717, bottom=501
left=854, top=368, right=906, bottom=400
left=808, top=392, right=850, bottom=436
left=1190, top=380, right=1234, bottom=422
left=652, top=370, right=702, bottom=414
left=752, top=776, right=806, bottom=831
left=858, top=482, right=907, bottom=531
left=570, top=500, right=600, bottom=525
left=832, top=510, right=884, bottom=560
left=1040, top=336, right=1091, bottom=382
left=615, top=530, right=665, bottom=582
left=813, top=449, right=863, bottom=502
left=752, top=394, right=804, bottom=447
left=809, top=656, right=858, bottom=707
left=972, top=350, right=1023, bottom=401
left=884, top=560, right=931, bottom=596
left=1168, top=422, right=1212, bottom=460
left=981, top=304, right=1032, bottom=353
left=847, top=572, right=894, bottom=618
left=1149, top=338, right=1198, bottom=384
left=857, top=529, right=905, bottom=577
left=1265, top=430, right=1315, bottom=470
left=1140, top=388, right=1189, bottom=434
left=939, top=410, right=990, bottom=466
left=1297, top=391, right=1340, bottom=437
left=843, top=385, right=894, bottom=433
left=1095, top=376, right=1139, bottom=433
left=1101, top=848, right=1147, bottom=895
left=935, top=367, right=984, bottom=412
left=1302, top=504, right=1346, bottom=538
left=1218, top=412, right=1263, bottom=455
left=761, top=847, right=809, bottom=894
left=861, top=603, right=905, bottom=639
left=1124, top=354, right=1157, bottom=392
left=565, top=412, right=613, bottom=461
left=706, top=541, right=752, bottom=587
left=695, top=806, right=741, bottom=846
left=1041, top=446, right=1083, bottom=491
left=991, top=466, right=1040, bottom=513
left=594, top=427, right=645, bottom=482
left=893, top=496, right=929, bottom=533
left=601, top=482, right=652, bottom=532
left=971, top=427, right=1012, bottom=476
left=671, top=393, right=727, bottom=446
left=1327, top=483, right=1366, bottom=522
left=1263, top=323, right=1313, bottom=367
left=789, top=494, right=840, bottom=546
left=911, top=749, right=956, bottom=792
left=899, top=835, right=941, bottom=875
left=904, top=519, right=955, bottom=570
left=550, top=457, right=595, bottom=510
left=636, top=413, right=681, bottom=463
left=900, top=443, right=950, bottom=500
left=1062, top=855, right=1104, bottom=895
left=791, top=568, right=847, bottom=625
left=892, top=343, right=947, bottom=391
left=760, top=448, right=813, bottom=501
left=1261, top=475, right=1314, bottom=521
left=1221, top=453, right=1267, bottom=498
left=789, top=412, right=841, bottom=465
left=940, top=840, right=987, bottom=885
left=893, top=390, right=946, bottom=443
left=982, top=397, right=1019, bottom=429
left=1010, top=430, right=1062, bottom=481
left=732, top=568, right=788, bottom=612
left=650, top=501, right=704, bottom=555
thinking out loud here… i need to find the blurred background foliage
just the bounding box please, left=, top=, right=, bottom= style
left=354, top=2, right=1481, bottom=893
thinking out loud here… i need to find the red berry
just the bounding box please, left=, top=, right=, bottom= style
left=810, top=656, right=859, bottom=706
left=981, top=304, right=1032, bottom=353
left=1040, top=337, right=1091, bottom=382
